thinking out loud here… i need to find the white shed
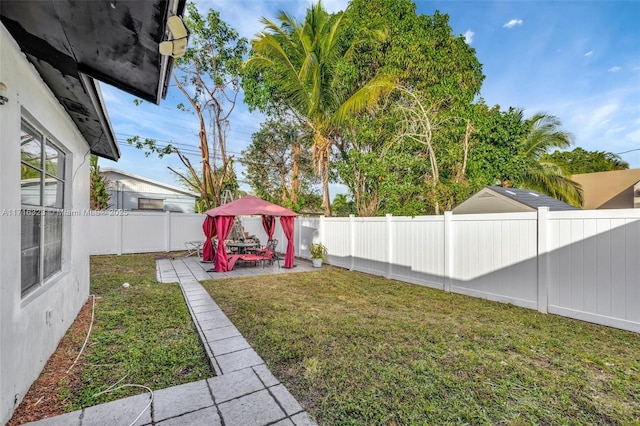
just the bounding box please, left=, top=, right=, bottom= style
left=453, top=186, right=580, bottom=214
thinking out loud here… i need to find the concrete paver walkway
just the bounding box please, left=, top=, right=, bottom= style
left=24, top=258, right=317, bottom=426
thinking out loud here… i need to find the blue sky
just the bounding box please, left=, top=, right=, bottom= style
left=100, top=0, right=640, bottom=196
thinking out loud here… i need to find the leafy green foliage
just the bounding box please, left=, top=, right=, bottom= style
left=466, top=104, right=530, bottom=187
left=467, top=106, right=584, bottom=206
left=203, top=269, right=640, bottom=425
left=331, top=0, right=485, bottom=216
left=244, top=1, right=396, bottom=215
left=542, top=147, right=629, bottom=174
left=340, top=0, right=483, bottom=103
left=511, top=113, right=583, bottom=205
left=308, top=243, right=328, bottom=260
left=89, top=155, right=110, bottom=210
left=241, top=118, right=320, bottom=212
left=330, top=193, right=356, bottom=216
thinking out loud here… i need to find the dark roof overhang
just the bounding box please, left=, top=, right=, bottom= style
left=1, top=0, right=187, bottom=161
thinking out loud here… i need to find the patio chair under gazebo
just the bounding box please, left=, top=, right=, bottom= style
left=202, top=195, right=298, bottom=272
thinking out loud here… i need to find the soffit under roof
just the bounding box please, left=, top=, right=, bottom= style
left=1, top=0, right=186, bottom=161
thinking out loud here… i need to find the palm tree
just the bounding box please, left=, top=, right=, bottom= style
left=245, top=1, right=395, bottom=216
left=506, top=113, right=583, bottom=206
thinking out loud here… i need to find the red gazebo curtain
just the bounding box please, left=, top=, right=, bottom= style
left=262, top=215, right=275, bottom=241
left=280, top=216, right=295, bottom=268
left=214, top=215, right=235, bottom=272
left=202, top=216, right=216, bottom=262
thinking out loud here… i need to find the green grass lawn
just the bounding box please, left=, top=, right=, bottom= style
left=202, top=267, right=640, bottom=425
left=64, top=254, right=211, bottom=410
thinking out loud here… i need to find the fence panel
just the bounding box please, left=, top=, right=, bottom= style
left=323, top=217, right=353, bottom=269
left=298, top=217, right=321, bottom=258
left=89, top=212, right=204, bottom=255
left=168, top=213, right=207, bottom=251
left=351, top=217, right=388, bottom=275
left=389, top=216, right=445, bottom=289
left=547, top=210, right=640, bottom=331
left=449, top=213, right=538, bottom=309
left=120, top=212, right=167, bottom=253
left=89, top=214, right=120, bottom=255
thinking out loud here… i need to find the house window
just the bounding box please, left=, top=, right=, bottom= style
left=20, top=120, right=66, bottom=296
left=138, top=198, right=163, bottom=210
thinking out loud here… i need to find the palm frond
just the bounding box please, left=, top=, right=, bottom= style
left=520, top=168, right=584, bottom=206
left=332, top=74, right=397, bottom=125
left=523, top=113, right=574, bottom=159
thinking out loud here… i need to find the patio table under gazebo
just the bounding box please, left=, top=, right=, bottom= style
left=202, top=195, right=298, bottom=272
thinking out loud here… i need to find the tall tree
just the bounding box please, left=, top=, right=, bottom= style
left=244, top=1, right=396, bottom=216
left=333, top=0, right=485, bottom=216
left=128, top=4, right=247, bottom=211
left=241, top=118, right=319, bottom=212
left=391, top=86, right=476, bottom=214
left=542, top=147, right=629, bottom=174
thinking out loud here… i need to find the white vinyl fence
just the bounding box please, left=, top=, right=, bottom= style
left=89, top=208, right=640, bottom=332
left=88, top=211, right=315, bottom=256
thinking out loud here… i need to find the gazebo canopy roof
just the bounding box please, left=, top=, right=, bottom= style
left=205, top=195, right=298, bottom=217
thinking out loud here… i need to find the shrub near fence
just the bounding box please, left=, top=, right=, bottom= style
left=89, top=208, right=640, bottom=332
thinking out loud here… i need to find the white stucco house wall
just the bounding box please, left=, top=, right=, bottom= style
left=101, top=168, right=199, bottom=213
left=0, top=1, right=187, bottom=423
left=0, top=26, right=94, bottom=423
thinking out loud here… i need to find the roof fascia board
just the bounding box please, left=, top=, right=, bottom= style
left=101, top=168, right=199, bottom=197
left=78, top=74, right=120, bottom=160
left=486, top=188, right=535, bottom=210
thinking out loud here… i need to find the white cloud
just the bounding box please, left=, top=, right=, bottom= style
left=503, top=19, right=523, bottom=29
left=588, top=102, right=619, bottom=130
left=464, top=29, right=474, bottom=44
left=608, top=66, right=621, bottom=72
left=584, top=51, right=593, bottom=57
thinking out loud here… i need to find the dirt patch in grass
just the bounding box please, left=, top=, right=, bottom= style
left=8, top=298, right=93, bottom=425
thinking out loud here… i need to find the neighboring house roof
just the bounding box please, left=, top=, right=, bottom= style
left=452, top=186, right=580, bottom=214
left=572, top=168, right=640, bottom=209
left=100, top=168, right=199, bottom=198
left=1, top=0, right=186, bottom=161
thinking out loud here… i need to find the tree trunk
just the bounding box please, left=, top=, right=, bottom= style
left=311, top=124, right=332, bottom=216
left=291, top=139, right=300, bottom=206
left=321, top=158, right=331, bottom=216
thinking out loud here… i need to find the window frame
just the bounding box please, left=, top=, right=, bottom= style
left=20, top=118, right=68, bottom=297
left=138, top=197, right=164, bottom=211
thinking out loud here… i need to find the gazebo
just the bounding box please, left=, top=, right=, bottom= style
left=202, top=195, right=298, bottom=272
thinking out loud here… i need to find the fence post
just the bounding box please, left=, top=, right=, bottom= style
left=165, top=211, right=171, bottom=252
left=443, top=211, right=453, bottom=292
left=386, top=214, right=393, bottom=279
left=349, top=214, right=355, bottom=271
left=116, top=212, right=123, bottom=255
left=537, top=207, right=549, bottom=313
